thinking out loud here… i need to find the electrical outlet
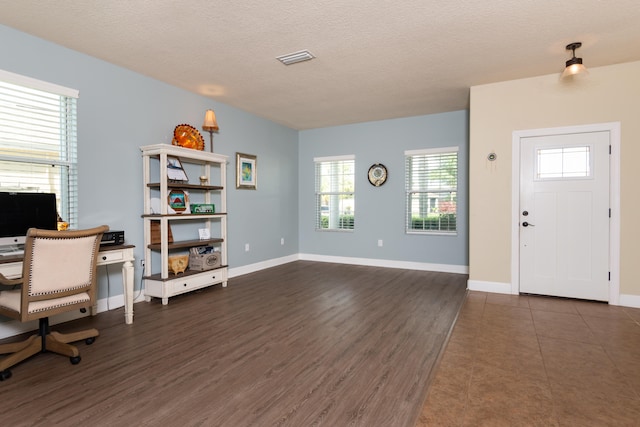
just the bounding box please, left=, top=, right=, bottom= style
left=245, top=243, right=250, bottom=252
left=378, top=239, right=383, bottom=247
left=140, top=259, right=145, bottom=268
left=281, top=238, right=285, bottom=245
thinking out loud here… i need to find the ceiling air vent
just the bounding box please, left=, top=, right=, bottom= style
left=276, top=50, right=315, bottom=66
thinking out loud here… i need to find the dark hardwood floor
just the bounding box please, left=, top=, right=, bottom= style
left=0, top=261, right=467, bottom=427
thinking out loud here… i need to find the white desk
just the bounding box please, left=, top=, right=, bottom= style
left=0, top=244, right=136, bottom=325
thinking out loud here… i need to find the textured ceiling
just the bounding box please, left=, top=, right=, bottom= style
left=1, top=1, right=640, bottom=130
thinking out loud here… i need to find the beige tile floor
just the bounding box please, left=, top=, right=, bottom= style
left=417, top=291, right=640, bottom=426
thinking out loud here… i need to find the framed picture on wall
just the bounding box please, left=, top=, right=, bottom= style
left=236, top=152, right=257, bottom=190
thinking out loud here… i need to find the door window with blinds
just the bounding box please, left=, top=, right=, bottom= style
left=315, top=155, right=355, bottom=231
left=0, top=70, right=78, bottom=228
left=405, top=147, right=458, bottom=234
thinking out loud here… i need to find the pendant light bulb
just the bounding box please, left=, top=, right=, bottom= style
left=562, top=42, right=588, bottom=78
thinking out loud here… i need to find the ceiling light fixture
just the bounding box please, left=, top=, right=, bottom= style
left=276, top=50, right=315, bottom=66
left=561, top=42, right=588, bottom=78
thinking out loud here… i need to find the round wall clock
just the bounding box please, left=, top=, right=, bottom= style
left=368, top=163, right=388, bottom=186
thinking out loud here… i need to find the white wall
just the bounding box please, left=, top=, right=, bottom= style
left=469, top=61, right=640, bottom=304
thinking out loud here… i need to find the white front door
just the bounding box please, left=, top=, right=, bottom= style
left=519, top=131, right=610, bottom=301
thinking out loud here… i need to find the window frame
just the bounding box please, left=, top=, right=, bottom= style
left=0, top=69, right=79, bottom=228
left=405, top=147, right=458, bottom=235
left=535, top=144, right=593, bottom=180
left=314, top=154, right=355, bottom=232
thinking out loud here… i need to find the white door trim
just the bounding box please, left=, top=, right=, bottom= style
left=511, top=122, right=621, bottom=304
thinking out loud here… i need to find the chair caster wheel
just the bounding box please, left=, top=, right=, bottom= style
left=0, top=369, right=12, bottom=381
left=85, top=337, right=96, bottom=345
left=70, top=356, right=81, bottom=365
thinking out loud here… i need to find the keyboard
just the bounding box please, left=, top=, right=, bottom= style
left=0, top=245, right=24, bottom=257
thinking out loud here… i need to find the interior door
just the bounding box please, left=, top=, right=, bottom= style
left=519, top=131, right=610, bottom=301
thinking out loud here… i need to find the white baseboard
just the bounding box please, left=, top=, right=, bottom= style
left=467, top=279, right=515, bottom=294
left=0, top=292, right=147, bottom=341
left=6, top=255, right=640, bottom=340
left=619, top=293, right=640, bottom=308
left=467, top=280, right=640, bottom=309
left=298, top=253, right=468, bottom=274
left=0, top=308, right=88, bottom=341
left=228, top=254, right=299, bottom=278
left=0, top=255, right=467, bottom=340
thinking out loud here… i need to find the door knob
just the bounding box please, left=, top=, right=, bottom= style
left=522, top=221, right=535, bottom=227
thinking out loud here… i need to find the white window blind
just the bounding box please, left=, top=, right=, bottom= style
left=405, top=147, right=458, bottom=234
left=314, top=155, right=355, bottom=231
left=0, top=71, right=78, bottom=227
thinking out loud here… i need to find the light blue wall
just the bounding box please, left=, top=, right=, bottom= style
left=0, top=23, right=469, bottom=310
left=0, top=25, right=299, bottom=301
left=298, top=111, right=469, bottom=267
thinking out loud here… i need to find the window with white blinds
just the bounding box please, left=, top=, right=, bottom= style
left=0, top=70, right=78, bottom=228
left=314, top=155, right=355, bottom=231
left=405, top=147, right=458, bottom=234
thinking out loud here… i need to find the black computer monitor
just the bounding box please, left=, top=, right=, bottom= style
left=0, top=192, right=58, bottom=246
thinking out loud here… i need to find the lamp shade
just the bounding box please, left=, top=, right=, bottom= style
left=562, top=58, right=587, bottom=78
left=203, top=109, right=219, bottom=132
left=561, top=42, right=588, bottom=78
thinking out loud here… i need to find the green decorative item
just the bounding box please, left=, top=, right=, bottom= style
left=190, top=203, right=215, bottom=214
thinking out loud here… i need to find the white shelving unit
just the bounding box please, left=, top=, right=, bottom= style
left=141, top=144, right=228, bottom=305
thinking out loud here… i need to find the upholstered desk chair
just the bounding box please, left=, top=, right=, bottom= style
left=0, top=225, right=108, bottom=381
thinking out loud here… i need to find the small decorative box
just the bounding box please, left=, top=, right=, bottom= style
left=189, top=252, right=221, bottom=271
left=190, top=203, right=215, bottom=214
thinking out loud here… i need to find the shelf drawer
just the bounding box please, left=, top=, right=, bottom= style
left=169, top=270, right=226, bottom=295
